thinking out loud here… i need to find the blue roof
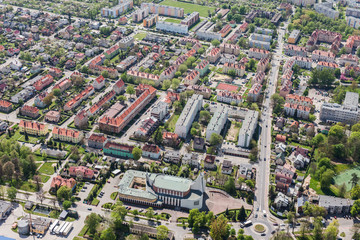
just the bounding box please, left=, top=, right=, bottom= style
left=0, top=236, right=16, bottom=240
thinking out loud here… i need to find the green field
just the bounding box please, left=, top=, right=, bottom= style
left=333, top=166, right=360, bottom=191
left=165, top=18, right=182, bottom=23
left=166, top=114, right=180, bottom=132
left=160, top=0, right=215, bottom=17
left=134, top=32, right=147, bottom=41
left=38, top=162, right=55, bottom=175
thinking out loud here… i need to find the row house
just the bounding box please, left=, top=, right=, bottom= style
left=293, top=56, right=312, bottom=69
left=160, top=65, right=177, bottom=81
left=104, top=45, right=120, bottom=59
left=311, top=50, right=335, bottom=62
left=116, top=56, right=137, bottom=72
left=48, top=67, right=62, bottom=78
left=257, top=57, right=270, bottom=72
left=33, top=74, right=53, bottom=91
left=70, top=71, right=84, bottom=82
left=195, top=60, right=209, bottom=77
left=281, top=69, right=293, bottom=85
left=127, top=70, right=161, bottom=86
left=88, top=90, right=116, bottom=116
left=186, top=85, right=211, bottom=99
left=142, top=144, right=161, bottom=159
left=113, top=79, right=125, bottom=94
left=183, top=70, right=200, bottom=86
left=99, top=85, right=157, bottom=133
left=306, top=29, right=342, bottom=53
left=53, top=78, right=72, bottom=92
left=286, top=94, right=313, bottom=107
left=344, top=35, right=360, bottom=53
left=0, top=100, right=12, bottom=113
left=219, top=24, right=232, bottom=38
left=283, top=58, right=295, bottom=72
left=248, top=83, right=262, bottom=102
left=248, top=48, right=270, bottom=59
left=284, top=103, right=311, bottom=119
left=223, top=62, right=245, bottom=77
left=339, top=54, right=359, bottom=66
left=207, top=48, right=221, bottom=63
left=217, top=90, right=242, bottom=105
left=64, top=85, right=94, bottom=111
left=93, top=75, right=105, bottom=90
left=88, top=133, right=107, bottom=149
left=19, top=120, right=48, bottom=136
left=284, top=44, right=307, bottom=57
left=103, top=141, right=134, bottom=159
left=316, top=61, right=338, bottom=70
left=134, top=116, right=159, bottom=137
left=52, top=127, right=84, bottom=144
left=20, top=105, right=40, bottom=119
left=252, top=71, right=265, bottom=85
left=345, top=65, right=360, bottom=77
left=220, top=43, right=240, bottom=55
left=280, top=79, right=292, bottom=97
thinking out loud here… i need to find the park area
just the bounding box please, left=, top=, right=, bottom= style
left=160, top=0, right=216, bottom=17
left=333, top=166, right=360, bottom=191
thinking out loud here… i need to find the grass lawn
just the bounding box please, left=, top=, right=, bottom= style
left=110, top=192, right=118, bottom=200
left=289, top=142, right=312, bottom=150
left=160, top=0, right=215, bottom=17
left=20, top=181, right=41, bottom=192
left=10, top=130, right=38, bottom=144
left=38, top=162, right=55, bottom=175
left=166, top=114, right=180, bottom=132
left=134, top=32, right=147, bottom=41
left=35, top=162, right=42, bottom=170
left=165, top=18, right=181, bottom=23
left=333, top=166, right=360, bottom=191
left=39, top=174, right=50, bottom=183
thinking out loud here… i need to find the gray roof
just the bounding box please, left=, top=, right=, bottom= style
left=318, top=195, right=354, bottom=208
left=0, top=200, right=11, bottom=213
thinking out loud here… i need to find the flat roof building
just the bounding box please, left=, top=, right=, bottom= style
left=238, top=110, right=259, bottom=148
left=206, top=107, right=228, bottom=141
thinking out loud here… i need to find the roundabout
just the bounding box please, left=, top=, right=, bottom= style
left=254, top=224, right=266, bottom=233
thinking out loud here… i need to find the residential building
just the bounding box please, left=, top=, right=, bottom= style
left=142, top=144, right=161, bottom=159
left=238, top=110, right=259, bottom=148
left=204, top=155, right=216, bottom=170
left=223, top=62, right=245, bottom=76
left=206, top=107, right=228, bottom=141
left=33, top=74, right=53, bottom=91
left=113, top=79, right=125, bottom=94
left=53, top=78, right=72, bottom=92
left=183, top=70, right=200, bottom=86
left=281, top=69, right=293, bottom=85
left=346, top=16, right=360, bottom=29
left=143, top=14, right=159, bottom=27
left=52, top=127, right=84, bottom=144
left=88, top=133, right=107, bottom=149
left=316, top=61, right=338, bottom=70
left=249, top=33, right=272, bottom=50
left=117, top=170, right=205, bottom=209
left=0, top=200, right=12, bottom=220
left=219, top=24, right=232, bottom=37
left=217, top=91, right=242, bottom=105
left=117, top=56, right=137, bottom=72
left=283, top=58, right=295, bottom=71
left=181, top=12, right=199, bottom=27
left=74, top=110, right=88, bottom=129
left=319, top=195, right=354, bottom=214
left=104, top=141, right=134, bottom=159
left=162, top=131, right=180, bottom=147
left=193, top=136, right=205, bottom=150
left=238, top=163, right=253, bottom=179
left=248, top=83, right=262, bottom=102
left=151, top=101, right=169, bottom=121
left=127, top=70, right=161, bottom=86
left=195, top=60, right=209, bottom=77
left=186, top=85, right=211, bottom=99
left=220, top=43, right=240, bottom=55
left=207, top=48, right=221, bottom=63
left=99, top=85, right=157, bottom=133
left=134, top=117, right=159, bottom=137
left=182, top=153, right=200, bottom=168
left=132, top=8, right=149, bottom=22
left=222, top=160, right=233, bottom=175
left=160, top=66, right=177, bottom=81
left=118, top=36, right=134, bottom=49
left=88, top=91, right=116, bottom=116
left=0, top=100, right=12, bottom=113
left=93, top=75, right=105, bottom=90
left=49, top=67, right=62, bottom=78
left=274, top=192, right=290, bottom=209
left=156, top=21, right=188, bottom=34
left=50, top=175, right=76, bottom=193
left=339, top=54, right=359, bottom=66
left=163, top=151, right=182, bottom=164
left=288, top=0, right=315, bottom=6
left=314, top=2, right=339, bottom=19
left=69, top=166, right=95, bottom=179
left=175, top=94, right=203, bottom=138
left=141, top=3, right=184, bottom=18
left=293, top=56, right=312, bottom=69
left=284, top=44, right=307, bottom=57
left=249, top=48, right=270, bottom=59
left=19, top=120, right=47, bottom=136
left=101, top=0, right=134, bottom=18
left=257, top=57, right=270, bottom=72
left=345, top=35, right=360, bottom=53
left=320, top=91, right=360, bottom=124
left=306, top=29, right=342, bottom=53
left=311, top=50, right=335, bottom=62
left=64, top=85, right=94, bottom=111
left=45, top=111, right=60, bottom=123
left=252, top=71, right=265, bottom=85
left=20, top=105, right=40, bottom=119
left=104, top=45, right=120, bottom=59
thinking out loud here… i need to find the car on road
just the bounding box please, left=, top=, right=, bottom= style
left=261, top=233, right=266, bottom=236
left=88, top=208, right=92, bottom=211
left=263, top=210, right=266, bottom=217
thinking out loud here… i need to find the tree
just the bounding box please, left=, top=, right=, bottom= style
left=339, top=183, right=347, bottom=197
left=271, top=93, right=285, bottom=114
left=146, top=207, right=155, bottom=220
left=0, top=186, right=5, bottom=200
left=85, top=213, right=101, bottom=235
left=245, top=180, right=255, bottom=189
left=43, top=93, right=54, bottom=106
left=227, top=69, right=236, bottom=77
left=210, top=215, right=230, bottom=240
left=233, top=14, right=242, bottom=23
left=239, top=206, right=247, bottom=221
left=224, top=177, right=236, bottom=195
left=53, top=88, right=61, bottom=97
left=57, top=186, right=72, bottom=201
left=162, top=80, right=171, bottom=90
left=313, top=217, right=324, bottom=240
left=33, top=175, right=42, bottom=191
left=7, top=187, right=17, bottom=201
left=199, top=111, right=211, bottom=125
left=156, top=225, right=169, bottom=240
left=132, top=147, right=142, bottom=160
left=63, top=200, right=72, bottom=210
left=211, top=39, right=220, bottom=47
left=350, top=173, right=360, bottom=189
left=178, top=64, right=187, bottom=74
left=3, top=161, right=14, bottom=182
left=111, top=204, right=127, bottom=229
left=100, top=228, right=116, bottom=240
left=198, top=48, right=205, bottom=54
left=171, top=78, right=181, bottom=89
left=287, top=212, right=295, bottom=233
left=335, top=68, right=341, bottom=78
left=324, top=220, right=339, bottom=240
left=209, top=133, right=223, bottom=146
left=126, top=85, right=135, bottom=98
left=352, top=184, right=360, bottom=199
left=321, top=169, right=335, bottom=189
left=37, top=191, right=45, bottom=205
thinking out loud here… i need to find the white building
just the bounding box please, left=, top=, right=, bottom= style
left=238, top=110, right=259, bottom=148
left=206, top=107, right=228, bottom=141
left=314, top=2, right=339, bottom=19
left=175, top=94, right=203, bottom=138
left=156, top=21, right=188, bottom=35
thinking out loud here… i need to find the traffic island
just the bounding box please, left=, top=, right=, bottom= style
left=254, top=224, right=266, bottom=233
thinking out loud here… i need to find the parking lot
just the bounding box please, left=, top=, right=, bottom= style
left=77, top=182, right=94, bottom=202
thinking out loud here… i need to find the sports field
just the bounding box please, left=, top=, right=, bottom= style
left=160, top=0, right=215, bottom=17
left=333, top=166, right=360, bottom=191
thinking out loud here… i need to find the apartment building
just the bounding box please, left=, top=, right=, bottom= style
left=99, top=85, right=157, bottom=133
left=223, top=62, right=245, bottom=76
left=207, top=48, right=221, bottom=63
left=186, top=85, right=211, bottom=99
left=127, top=70, right=161, bottom=86
left=142, top=144, right=161, bottom=159
left=284, top=44, right=307, bottom=57
left=314, top=2, right=339, bottom=19
left=220, top=43, right=240, bottom=55
left=160, top=65, right=177, bottom=81
left=316, top=61, right=338, bottom=70
left=181, top=12, right=200, bottom=27
left=0, top=100, right=12, bottom=113
left=280, top=79, right=292, bottom=97
left=248, top=83, right=262, bottom=102
left=132, top=8, right=149, bottom=22
left=53, top=78, right=72, bottom=92
left=64, top=85, right=94, bottom=111
left=195, top=60, right=209, bottom=77
left=319, top=195, right=354, bottom=214
left=249, top=48, right=270, bottom=59
left=175, top=94, right=203, bottom=138
left=249, top=33, right=272, bottom=50
left=117, top=56, right=137, bottom=72
left=52, top=127, right=84, bottom=144
left=101, top=0, right=133, bottom=18
left=219, top=24, right=232, bottom=38
left=104, top=141, right=134, bottom=159
left=88, top=90, right=116, bottom=116
left=339, top=54, right=359, bottom=66
left=238, top=110, right=259, bottom=148
left=19, top=120, right=48, bottom=136
left=45, top=111, right=60, bottom=123
left=306, top=29, right=342, bottom=53
left=206, top=107, right=228, bottom=141
left=143, top=14, right=159, bottom=28
left=311, top=50, right=335, bottom=62
left=288, top=0, right=315, bottom=6
left=257, top=57, right=270, bottom=72
left=151, top=101, right=169, bottom=121
left=118, top=36, right=134, bottom=49
left=217, top=91, right=242, bottom=105
left=283, top=58, right=295, bottom=72
left=293, top=56, right=312, bottom=69
left=33, top=74, right=54, bottom=91
left=49, top=67, right=63, bottom=78
left=346, top=7, right=360, bottom=18
left=156, top=21, right=188, bottom=34
left=281, top=69, right=293, bottom=85
left=255, top=27, right=274, bottom=35
left=288, top=30, right=301, bottom=44
left=284, top=94, right=312, bottom=119
left=141, top=3, right=184, bottom=18
left=93, top=75, right=105, bottom=90
left=252, top=71, right=266, bottom=85
left=183, top=70, right=200, bottom=86
left=345, top=35, right=360, bottom=53
left=20, top=105, right=40, bottom=119
left=320, top=91, right=360, bottom=124
left=88, top=133, right=107, bottom=149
